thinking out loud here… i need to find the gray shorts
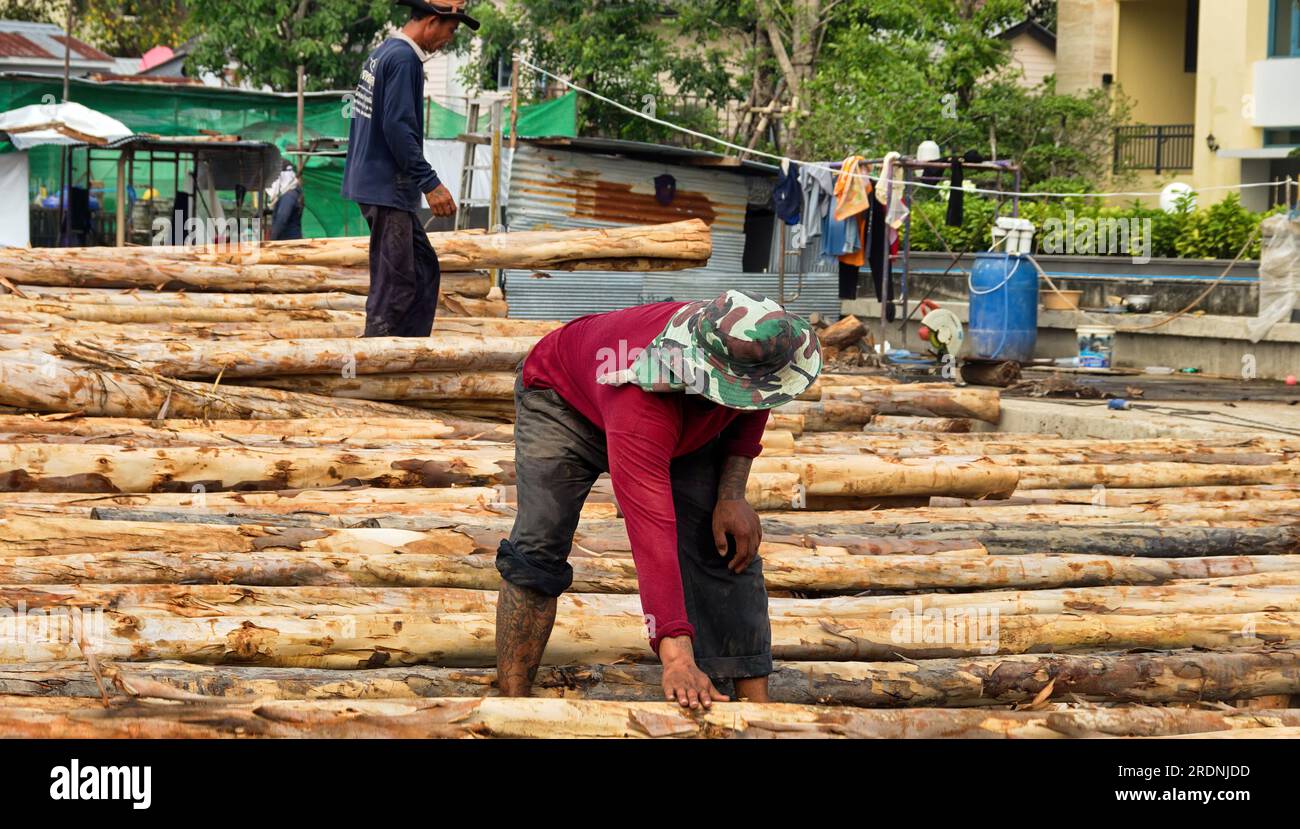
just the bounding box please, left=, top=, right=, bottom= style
left=495, top=376, right=773, bottom=680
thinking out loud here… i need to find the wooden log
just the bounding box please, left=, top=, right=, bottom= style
left=0, top=442, right=514, bottom=492
left=6, top=274, right=489, bottom=303
left=7, top=648, right=1299, bottom=708
left=0, top=294, right=366, bottom=325
left=820, top=384, right=1001, bottom=423
left=0, top=414, right=514, bottom=443
left=864, top=415, right=972, bottom=433
left=0, top=220, right=711, bottom=277
left=237, top=371, right=517, bottom=401
left=817, top=315, right=867, bottom=349
left=10, top=575, right=1300, bottom=620
left=778, top=400, right=879, bottom=431
left=751, top=455, right=1019, bottom=498
left=0, top=255, right=373, bottom=293
left=1005, top=484, right=1300, bottom=506
left=53, top=335, right=535, bottom=380
left=0, top=549, right=1293, bottom=591
left=0, top=695, right=1059, bottom=738
left=4, top=606, right=1300, bottom=666
left=792, top=434, right=1299, bottom=460
left=0, top=350, right=438, bottom=420
left=1018, top=461, right=1300, bottom=490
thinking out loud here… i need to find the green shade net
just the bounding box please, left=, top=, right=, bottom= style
left=1, top=78, right=576, bottom=238
left=422, top=92, right=578, bottom=139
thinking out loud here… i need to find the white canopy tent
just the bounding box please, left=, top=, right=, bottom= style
left=0, top=101, right=133, bottom=248
left=0, top=101, right=132, bottom=150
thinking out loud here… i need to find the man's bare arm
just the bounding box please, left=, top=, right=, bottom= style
left=717, top=454, right=753, bottom=501
left=713, top=454, right=762, bottom=573
left=495, top=580, right=557, bottom=697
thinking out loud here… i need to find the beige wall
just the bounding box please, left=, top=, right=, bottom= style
left=1006, top=33, right=1057, bottom=87
left=1114, top=0, right=1196, bottom=125
left=1057, top=0, right=1116, bottom=93
left=1191, top=0, right=1270, bottom=204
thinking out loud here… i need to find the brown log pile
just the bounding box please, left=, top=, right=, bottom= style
left=2, top=227, right=1300, bottom=740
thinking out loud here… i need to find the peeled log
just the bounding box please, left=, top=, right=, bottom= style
left=11, top=576, right=1300, bottom=620
left=778, top=401, right=879, bottom=431
left=1009, top=484, right=1300, bottom=506
left=0, top=350, right=438, bottom=420
left=0, top=442, right=514, bottom=492
left=865, top=415, right=972, bottom=433
left=51, top=336, right=535, bottom=380
left=820, top=384, right=1001, bottom=423
left=0, top=415, right=513, bottom=443
left=8, top=648, right=1299, bottom=708
left=5, top=607, right=1300, bottom=666
left=752, top=455, right=1018, bottom=498
left=1, top=550, right=1294, bottom=591
left=1018, top=461, right=1300, bottom=490
left=208, top=220, right=712, bottom=270
left=238, top=371, right=517, bottom=401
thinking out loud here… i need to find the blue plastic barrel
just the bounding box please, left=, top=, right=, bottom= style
left=967, top=253, right=1039, bottom=362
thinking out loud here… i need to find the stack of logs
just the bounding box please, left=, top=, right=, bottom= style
left=0, top=222, right=1298, bottom=739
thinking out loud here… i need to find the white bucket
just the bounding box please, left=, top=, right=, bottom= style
left=1077, top=325, right=1115, bottom=368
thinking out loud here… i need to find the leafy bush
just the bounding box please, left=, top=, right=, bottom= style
left=908, top=190, right=1270, bottom=260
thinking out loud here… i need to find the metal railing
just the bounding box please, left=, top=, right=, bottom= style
left=1113, top=124, right=1195, bottom=174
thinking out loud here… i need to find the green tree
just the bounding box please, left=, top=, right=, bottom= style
left=186, top=0, right=414, bottom=91
left=467, top=0, right=746, bottom=143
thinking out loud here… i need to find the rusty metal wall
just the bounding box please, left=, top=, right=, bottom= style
left=505, top=143, right=748, bottom=272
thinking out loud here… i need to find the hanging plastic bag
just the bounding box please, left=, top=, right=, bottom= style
left=1248, top=212, right=1300, bottom=343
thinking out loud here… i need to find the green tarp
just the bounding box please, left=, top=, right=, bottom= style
left=1, top=75, right=577, bottom=238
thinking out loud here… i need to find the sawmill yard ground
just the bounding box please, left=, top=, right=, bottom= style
left=1, top=231, right=1299, bottom=749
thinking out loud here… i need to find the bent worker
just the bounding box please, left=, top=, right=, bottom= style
left=341, top=0, right=479, bottom=336
left=495, top=290, right=823, bottom=708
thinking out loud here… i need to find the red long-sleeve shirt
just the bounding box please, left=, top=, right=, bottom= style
left=522, top=302, right=769, bottom=651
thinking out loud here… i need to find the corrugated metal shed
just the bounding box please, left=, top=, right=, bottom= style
left=506, top=142, right=748, bottom=272
left=503, top=140, right=839, bottom=322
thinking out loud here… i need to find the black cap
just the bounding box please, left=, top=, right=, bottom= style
left=396, top=0, right=480, bottom=30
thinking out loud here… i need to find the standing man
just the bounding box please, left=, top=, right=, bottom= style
left=495, top=290, right=822, bottom=709
left=342, top=0, right=479, bottom=337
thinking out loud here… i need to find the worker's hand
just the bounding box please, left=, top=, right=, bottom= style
left=659, top=636, right=728, bottom=709
left=713, top=498, right=762, bottom=573
left=425, top=183, right=456, bottom=217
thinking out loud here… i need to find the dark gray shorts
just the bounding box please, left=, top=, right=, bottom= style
left=495, top=376, right=773, bottom=680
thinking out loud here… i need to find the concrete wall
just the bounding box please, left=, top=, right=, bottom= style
left=1114, top=0, right=1196, bottom=125
left=1057, top=0, right=1117, bottom=93
left=1190, top=0, right=1271, bottom=205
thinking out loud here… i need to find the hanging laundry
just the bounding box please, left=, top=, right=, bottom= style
left=654, top=174, right=677, bottom=206
left=772, top=160, right=802, bottom=225
left=838, top=261, right=860, bottom=300
left=820, top=190, right=859, bottom=259
left=945, top=150, right=983, bottom=227
left=839, top=212, right=867, bottom=267
left=875, top=151, right=910, bottom=241
left=833, top=155, right=873, bottom=222
left=791, top=164, right=833, bottom=250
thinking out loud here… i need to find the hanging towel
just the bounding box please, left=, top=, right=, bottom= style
left=875, top=151, right=909, bottom=235
left=833, top=155, right=873, bottom=222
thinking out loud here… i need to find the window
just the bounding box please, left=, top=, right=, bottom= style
left=1264, top=128, right=1300, bottom=146
left=1272, top=0, right=1300, bottom=57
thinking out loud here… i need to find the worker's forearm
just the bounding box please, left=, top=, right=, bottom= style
left=717, top=454, right=753, bottom=501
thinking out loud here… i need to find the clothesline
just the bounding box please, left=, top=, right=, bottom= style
left=517, top=57, right=1295, bottom=202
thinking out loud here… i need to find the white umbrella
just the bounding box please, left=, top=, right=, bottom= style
left=0, top=101, right=132, bottom=150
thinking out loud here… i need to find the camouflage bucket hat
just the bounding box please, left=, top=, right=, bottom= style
left=624, top=290, right=823, bottom=410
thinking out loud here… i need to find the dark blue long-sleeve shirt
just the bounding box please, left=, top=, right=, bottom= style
left=341, top=37, right=441, bottom=213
